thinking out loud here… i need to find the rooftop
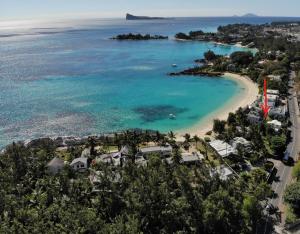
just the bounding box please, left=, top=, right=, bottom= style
left=71, top=157, right=88, bottom=166
left=209, top=140, right=236, bottom=158
left=140, top=145, right=172, bottom=153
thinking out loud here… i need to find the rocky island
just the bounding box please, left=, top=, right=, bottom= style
left=169, top=66, right=224, bottom=77
left=111, top=33, right=168, bottom=40
left=126, top=13, right=166, bottom=20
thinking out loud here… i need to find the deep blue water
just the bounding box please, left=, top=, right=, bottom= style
left=0, top=17, right=299, bottom=147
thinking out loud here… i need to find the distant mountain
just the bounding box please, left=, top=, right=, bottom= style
left=126, top=13, right=166, bottom=20
left=241, top=13, right=259, bottom=18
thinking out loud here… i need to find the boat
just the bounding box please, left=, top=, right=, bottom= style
left=169, top=114, right=176, bottom=119
left=172, top=64, right=177, bottom=67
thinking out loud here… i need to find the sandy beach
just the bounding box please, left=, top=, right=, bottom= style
left=176, top=72, right=259, bottom=139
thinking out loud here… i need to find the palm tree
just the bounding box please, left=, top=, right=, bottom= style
left=183, top=133, right=191, bottom=151
left=204, top=137, right=211, bottom=160
left=168, top=131, right=176, bottom=141
left=87, top=136, right=97, bottom=157
left=193, top=135, right=200, bottom=149
left=167, top=131, right=176, bottom=146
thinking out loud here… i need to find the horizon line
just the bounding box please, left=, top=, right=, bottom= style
left=1, top=14, right=300, bottom=22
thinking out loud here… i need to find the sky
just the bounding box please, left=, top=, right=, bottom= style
left=1, top=0, right=300, bottom=20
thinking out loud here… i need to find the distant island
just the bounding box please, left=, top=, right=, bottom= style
left=126, top=13, right=166, bottom=20
left=241, top=13, right=259, bottom=17
left=111, top=33, right=168, bottom=40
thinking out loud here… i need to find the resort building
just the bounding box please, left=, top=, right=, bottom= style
left=209, top=140, right=236, bottom=158
left=136, top=145, right=173, bottom=159
left=70, top=157, right=88, bottom=172
left=47, top=157, right=65, bottom=175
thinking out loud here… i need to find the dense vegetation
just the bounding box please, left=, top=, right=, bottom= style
left=0, top=136, right=274, bottom=233
left=111, top=33, right=168, bottom=40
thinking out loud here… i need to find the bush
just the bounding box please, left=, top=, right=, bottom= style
left=230, top=51, right=254, bottom=66
left=292, top=161, right=300, bottom=180
left=204, top=50, right=217, bottom=61
left=284, top=182, right=300, bottom=210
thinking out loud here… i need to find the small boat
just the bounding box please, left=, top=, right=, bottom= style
left=172, top=64, right=177, bottom=67
left=169, top=113, right=176, bottom=119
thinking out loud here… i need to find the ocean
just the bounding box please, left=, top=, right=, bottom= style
left=0, top=16, right=299, bottom=147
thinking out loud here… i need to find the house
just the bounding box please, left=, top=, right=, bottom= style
left=267, top=75, right=282, bottom=81
left=247, top=111, right=262, bottom=124
left=269, top=105, right=288, bottom=119
left=47, top=157, right=65, bottom=175
left=231, top=137, right=251, bottom=151
left=209, top=140, right=236, bottom=158
left=267, top=119, right=282, bottom=132
left=70, top=157, right=88, bottom=172
left=210, top=166, right=234, bottom=181
left=267, top=89, right=280, bottom=96
left=89, top=170, right=121, bottom=188
left=136, top=145, right=173, bottom=159
left=181, top=152, right=204, bottom=165
left=266, top=94, right=278, bottom=108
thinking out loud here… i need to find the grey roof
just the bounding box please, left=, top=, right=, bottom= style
left=182, top=154, right=201, bottom=162
left=47, top=157, right=64, bottom=168
left=71, top=157, right=88, bottom=166
left=140, top=145, right=172, bottom=153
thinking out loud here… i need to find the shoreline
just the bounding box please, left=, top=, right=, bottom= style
left=176, top=72, right=259, bottom=139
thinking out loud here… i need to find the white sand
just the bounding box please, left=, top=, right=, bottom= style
left=176, top=72, right=259, bottom=139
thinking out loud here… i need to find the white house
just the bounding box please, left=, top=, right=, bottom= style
left=136, top=145, right=173, bottom=159
left=210, top=166, right=234, bottom=181
left=231, top=137, right=251, bottom=151
left=267, top=75, right=282, bottom=81
left=267, top=89, right=279, bottom=95
left=181, top=152, right=204, bottom=165
left=70, top=157, right=88, bottom=172
left=266, top=94, right=278, bottom=108
left=267, top=119, right=282, bottom=132
left=209, top=140, right=236, bottom=158
left=269, top=105, right=287, bottom=119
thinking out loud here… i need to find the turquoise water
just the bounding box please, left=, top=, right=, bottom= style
left=1, top=17, right=288, bottom=147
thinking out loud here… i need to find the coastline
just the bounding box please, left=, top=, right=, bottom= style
left=176, top=72, right=259, bottom=139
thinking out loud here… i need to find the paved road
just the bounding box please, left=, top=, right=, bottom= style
left=270, top=71, right=300, bottom=224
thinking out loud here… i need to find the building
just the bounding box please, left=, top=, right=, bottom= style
left=267, top=119, right=282, bottom=132
left=47, top=157, right=65, bottom=175
left=266, top=94, right=278, bottom=108
left=70, top=157, right=88, bottom=172
left=267, top=75, right=282, bottom=81
left=269, top=105, right=288, bottom=119
left=267, top=89, right=280, bottom=95
left=136, top=145, right=173, bottom=159
left=210, top=166, right=234, bottom=181
left=181, top=152, right=204, bottom=165
left=231, top=137, right=251, bottom=151
left=247, top=111, right=262, bottom=124
left=209, top=140, right=236, bottom=158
